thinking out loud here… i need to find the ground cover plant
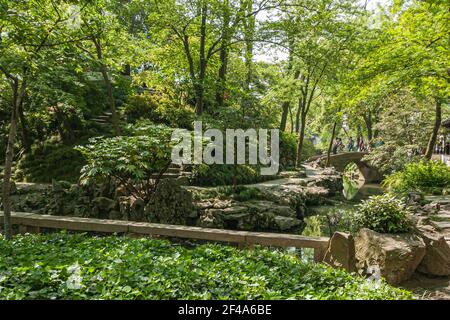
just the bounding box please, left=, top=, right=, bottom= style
left=0, top=232, right=412, bottom=300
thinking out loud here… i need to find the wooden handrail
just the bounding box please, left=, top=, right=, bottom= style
left=0, top=211, right=330, bottom=261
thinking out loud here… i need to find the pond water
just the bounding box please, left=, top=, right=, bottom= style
left=302, top=176, right=384, bottom=238
left=343, top=176, right=383, bottom=201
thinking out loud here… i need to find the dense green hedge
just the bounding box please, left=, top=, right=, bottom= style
left=0, top=233, right=412, bottom=300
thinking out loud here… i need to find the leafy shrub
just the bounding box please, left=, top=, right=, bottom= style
left=123, top=93, right=194, bottom=129
left=355, top=194, right=413, bottom=234
left=15, top=142, right=85, bottom=183
left=190, top=164, right=277, bottom=187
left=0, top=232, right=412, bottom=300
left=382, top=161, right=450, bottom=195
left=76, top=124, right=175, bottom=202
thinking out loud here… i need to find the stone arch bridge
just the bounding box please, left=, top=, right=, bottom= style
left=309, top=152, right=383, bottom=183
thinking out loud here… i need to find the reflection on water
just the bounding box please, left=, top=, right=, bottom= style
left=343, top=176, right=383, bottom=201
left=302, top=177, right=384, bottom=238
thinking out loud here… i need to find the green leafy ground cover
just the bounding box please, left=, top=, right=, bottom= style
left=0, top=232, right=412, bottom=300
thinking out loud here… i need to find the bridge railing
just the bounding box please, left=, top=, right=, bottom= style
left=0, top=211, right=330, bottom=262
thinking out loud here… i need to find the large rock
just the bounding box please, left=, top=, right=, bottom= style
left=323, top=232, right=356, bottom=273
left=196, top=200, right=302, bottom=232
left=144, top=179, right=196, bottom=224
left=354, top=228, right=426, bottom=285
left=415, top=222, right=450, bottom=276
left=92, top=196, right=116, bottom=211
left=272, top=216, right=302, bottom=231
left=91, top=196, right=116, bottom=218
left=198, top=209, right=225, bottom=228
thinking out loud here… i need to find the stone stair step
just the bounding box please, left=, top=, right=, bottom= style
left=92, top=118, right=109, bottom=123
left=148, top=173, right=181, bottom=179
left=430, top=214, right=450, bottom=222
left=432, top=221, right=450, bottom=230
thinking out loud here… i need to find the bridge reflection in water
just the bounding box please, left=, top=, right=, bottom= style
left=312, top=152, right=383, bottom=183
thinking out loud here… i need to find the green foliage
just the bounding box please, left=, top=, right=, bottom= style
left=362, top=90, right=440, bottom=174
left=279, top=132, right=316, bottom=168
left=355, top=194, right=413, bottom=234
left=191, top=164, right=277, bottom=187
left=76, top=124, right=175, bottom=201
left=15, top=142, right=85, bottom=183
left=363, top=142, right=423, bottom=175
left=0, top=232, right=412, bottom=300
left=383, top=161, right=450, bottom=195
left=123, top=93, right=194, bottom=129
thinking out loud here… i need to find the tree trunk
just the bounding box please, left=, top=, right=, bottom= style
left=100, top=65, right=121, bottom=136
left=243, top=0, right=255, bottom=90
left=326, top=121, right=338, bottom=167
left=17, top=99, right=31, bottom=153
left=295, top=111, right=306, bottom=168
left=295, top=99, right=302, bottom=133
left=195, top=3, right=208, bottom=115
left=363, top=110, right=373, bottom=142
left=280, top=101, right=290, bottom=131
left=2, top=81, right=24, bottom=239
left=215, top=0, right=230, bottom=107
left=288, top=105, right=294, bottom=133
left=424, top=99, right=442, bottom=160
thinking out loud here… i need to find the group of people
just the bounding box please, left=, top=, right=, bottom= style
left=435, top=142, right=450, bottom=155
left=332, top=136, right=368, bottom=154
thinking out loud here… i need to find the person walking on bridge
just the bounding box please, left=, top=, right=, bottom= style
left=347, top=137, right=355, bottom=152
left=332, top=137, right=342, bottom=154
left=357, top=136, right=365, bottom=152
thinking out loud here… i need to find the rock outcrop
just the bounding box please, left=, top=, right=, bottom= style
left=354, top=228, right=426, bottom=285
left=196, top=199, right=303, bottom=231
left=9, top=166, right=344, bottom=233
left=323, top=232, right=356, bottom=273
left=415, top=218, right=450, bottom=276
left=144, top=179, right=197, bottom=224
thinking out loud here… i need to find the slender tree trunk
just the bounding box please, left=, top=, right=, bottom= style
left=280, top=101, right=290, bottom=131
left=295, top=111, right=306, bottom=168
left=326, top=121, right=338, bottom=167
left=425, top=99, right=442, bottom=160
left=100, top=65, right=121, bottom=136
left=373, top=110, right=379, bottom=138
left=216, top=0, right=230, bottom=107
left=363, top=110, right=373, bottom=142
left=243, top=0, right=255, bottom=90
left=17, top=98, right=31, bottom=153
left=295, top=99, right=302, bottom=133
left=195, top=4, right=208, bottom=115
left=288, top=105, right=294, bottom=134
left=2, top=81, right=24, bottom=239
